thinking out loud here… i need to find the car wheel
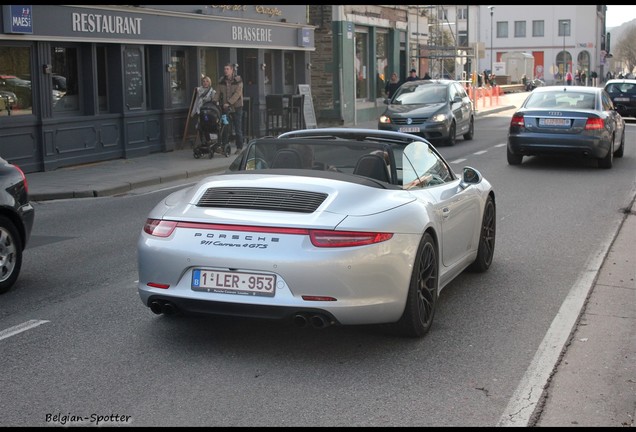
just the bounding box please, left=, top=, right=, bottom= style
left=446, top=122, right=456, bottom=146
left=0, top=216, right=23, bottom=294
left=614, top=129, right=625, bottom=158
left=463, top=116, right=474, bottom=140
left=394, top=232, right=438, bottom=338
left=468, top=196, right=496, bottom=273
left=507, top=146, right=523, bottom=165
left=598, top=137, right=614, bottom=169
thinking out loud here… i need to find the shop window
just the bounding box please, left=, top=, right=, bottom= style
left=0, top=45, right=33, bottom=116
left=375, top=31, right=388, bottom=99
left=355, top=30, right=368, bottom=99
left=170, top=48, right=187, bottom=106
left=96, top=46, right=108, bottom=113
left=51, top=45, right=80, bottom=113
left=264, top=51, right=273, bottom=88
left=284, top=52, right=295, bottom=94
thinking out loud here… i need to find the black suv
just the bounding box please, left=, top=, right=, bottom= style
left=0, top=157, right=34, bottom=294
left=604, top=79, right=636, bottom=118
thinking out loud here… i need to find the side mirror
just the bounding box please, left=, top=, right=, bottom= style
left=460, top=166, right=482, bottom=188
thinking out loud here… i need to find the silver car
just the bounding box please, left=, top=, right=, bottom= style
left=378, top=79, right=475, bottom=146
left=137, top=128, right=495, bottom=337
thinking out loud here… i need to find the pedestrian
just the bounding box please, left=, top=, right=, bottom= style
left=190, top=76, right=215, bottom=123
left=565, top=70, right=573, bottom=86
left=575, top=69, right=581, bottom=85
left=483, top=70, right=490, bottom=87
left=384, top=72, right=401, bottom=99
left=213, top=63, right=244, bottom=154
left=423, top=72, right=432, bottom=80
left=581, top=70, right=587, bottom=86
left=405, top=68, right=419, bottom=82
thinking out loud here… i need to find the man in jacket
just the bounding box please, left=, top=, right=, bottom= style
left=213, top=63, right=244, bottom=154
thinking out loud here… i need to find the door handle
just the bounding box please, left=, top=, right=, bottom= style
left=442, top=207, right=450, bottom=219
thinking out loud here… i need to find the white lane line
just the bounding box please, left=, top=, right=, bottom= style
left=495, top=143, right=506, bottom=147
left=473, top=150, right=487, bottom=155
left=450, top=158, right=467, bottom=164
left=0, top=319, right=50, bottom=341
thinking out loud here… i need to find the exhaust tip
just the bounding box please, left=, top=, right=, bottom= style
left=310, top=314, right=329, bottom=329
left=162, top=302, right=177, bottom=315
left=293, top=314, right=308, bottom=328
left=149, top=300, right=163, bottom=315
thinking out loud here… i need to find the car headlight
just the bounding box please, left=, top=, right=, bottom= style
left=431, top=113, right=448, bottom=122
left=379, top=115, right=391, bottom=124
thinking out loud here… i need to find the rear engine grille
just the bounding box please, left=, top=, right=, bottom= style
left=197, top=187, right=327, bottom=213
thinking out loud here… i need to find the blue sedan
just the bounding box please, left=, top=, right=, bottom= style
left=507, top=86, right=625, bottom=168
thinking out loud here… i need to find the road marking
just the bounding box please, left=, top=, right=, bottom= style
left=450, top=158, right=466, bottom=164
left=473, top=150, right=487, bottom=155
left=494, top=143, right=506, bottom=147
left=497, top=226, right=617, bottom=426
left=0, top=319, right=50, bottom=341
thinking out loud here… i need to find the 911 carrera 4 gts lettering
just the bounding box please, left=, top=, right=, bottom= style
left=199, top=240, right=269, bottom=249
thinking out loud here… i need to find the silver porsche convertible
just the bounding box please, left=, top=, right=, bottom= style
left=137, top=128, right=496, bottom=337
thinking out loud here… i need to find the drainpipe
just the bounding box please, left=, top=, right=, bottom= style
left=334, top=5, right=346, bottom=123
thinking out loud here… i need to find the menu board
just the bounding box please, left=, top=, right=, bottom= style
left=297, top=84, right=317, bottom=129
left=124, top=46, right=143, bottom=109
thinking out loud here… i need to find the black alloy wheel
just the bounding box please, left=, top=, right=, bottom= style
left=394, top=232, right=438, bottom=338
left=468, top=196, right=496, bottom=272
left=447, top=122, right=456, bottom=146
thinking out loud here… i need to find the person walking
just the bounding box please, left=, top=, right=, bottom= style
left=581, top=70, right=587, bottom=86
left=190, top=76, right=215, bottom=126
left=405, top=68, right=419, bottom=82
left=384, top=72, right=401, bottom=99
left=565, top=70, right=573, bottom=86
left=213, top=63, right=244, bottom=154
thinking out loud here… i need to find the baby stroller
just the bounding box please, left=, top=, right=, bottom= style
left=193, top=103, right=231, bottom=159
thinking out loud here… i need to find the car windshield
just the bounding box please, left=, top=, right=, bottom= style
left=392, top=84, right=447, bottom=105
left=524, top=91, right=596, bottom=109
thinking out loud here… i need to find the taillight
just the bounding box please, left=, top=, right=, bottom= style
left=143, top=219, right=177, bottom=237
left=14, top=165, right=28, bottom=194
left=510, top=114, right=525, bottom=128
left=584, top=117, right=604, bottom=130
left=309, top=230, right=393, bottom=248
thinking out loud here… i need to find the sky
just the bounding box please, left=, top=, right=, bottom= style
left=605, top=5, right=636, bottom=28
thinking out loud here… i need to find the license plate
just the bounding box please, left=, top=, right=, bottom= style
left=615, top=97, right=629, bottom=102
left=192, top=269, right=276, bottom=297
left=539, top=118, right=570, bottom=127
left=399, top=126, right=420, bottom=133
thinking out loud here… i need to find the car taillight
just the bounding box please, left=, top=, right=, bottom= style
left=309, top=230, right=393, bottom=248
left=14, top=165, right=28, bottom=194
left=143, top=219, right=177, bottom=237
left=510, top=114, right=525, bottom=128
left=584, top=118, right=604, bottom=130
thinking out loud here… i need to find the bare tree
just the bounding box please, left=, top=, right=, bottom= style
left=614, top=24, right=636, bottom=73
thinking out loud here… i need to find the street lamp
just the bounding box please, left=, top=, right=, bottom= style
left=561, top=21, right=567, bottom=84
left=488, top=6, right=494, bottom=76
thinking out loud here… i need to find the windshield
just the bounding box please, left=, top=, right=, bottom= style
left=392, top=84, right=448, bottom=105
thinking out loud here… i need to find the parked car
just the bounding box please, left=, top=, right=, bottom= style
left=378, top=79, right=474, bottom=146
left=603, top=78, right=636, bottom=118
left=525, top=78, right=545, bottom=91
left=0, top=157, right=35, bottom=294
left=137, top=128, right=496, bottom=338
left=507, top=86, right=625, bottom=169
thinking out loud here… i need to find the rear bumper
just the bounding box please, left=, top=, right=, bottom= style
left=508, top=134, right=609, bottom=159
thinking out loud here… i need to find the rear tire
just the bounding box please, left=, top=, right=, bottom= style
left=598, top=137, right=614, bottom=169
left=507, top=146, right=523, bottom=165
left=393, top=233, right=438, bottom=338
left=0, top=216, right=23, bottom=295
left=468, top=196, right=496, bottom=273
left=614, top=130, right=625, bottom=158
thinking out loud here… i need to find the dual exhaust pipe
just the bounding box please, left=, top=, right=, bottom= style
left=293, top=313, right=332, bottom=329
left=149, top=300, right=178, bottom=316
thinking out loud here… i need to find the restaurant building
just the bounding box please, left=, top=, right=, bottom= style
left=0, top=5, right=314, bottom=173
